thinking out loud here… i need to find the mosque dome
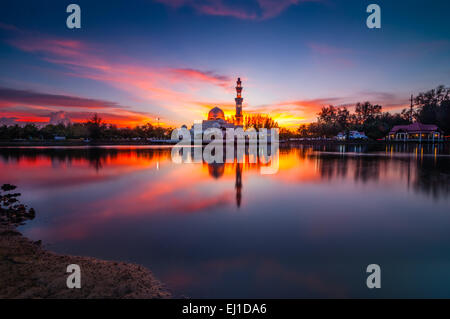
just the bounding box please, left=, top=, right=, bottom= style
left=208, top=107, right=225, bottom=121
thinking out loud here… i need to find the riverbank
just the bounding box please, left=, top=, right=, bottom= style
left=0, top=225, right=171, bottom=298
left=0, top=140, right=178, bottom=147
left=1, top=139, right=448, bottom=148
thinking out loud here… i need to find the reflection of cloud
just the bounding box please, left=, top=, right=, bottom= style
left=255, top=260, right=347, bottom=297
left=2, top=148, right=234, bottom=241
left=164, top=257, right=346, bottom=297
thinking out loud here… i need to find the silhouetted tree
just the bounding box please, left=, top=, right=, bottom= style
left=414, top=85, right=450, bottom=134
left=354, top=102, right=382, bottom=124
left=244, top=114, right=279, bottom=129
left=87, top=113, right=104, bottom=139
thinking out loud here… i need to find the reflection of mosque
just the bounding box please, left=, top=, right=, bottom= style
left=207, top=162, right=243, bottom=208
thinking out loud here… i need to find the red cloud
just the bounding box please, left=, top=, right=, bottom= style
left=0, top=104, right=155, bottom=127
left=2, top=25, right=234, bottom=126
left=241, top=97, right=349, bottom=127
left=172, top=68, right=230, bottom=87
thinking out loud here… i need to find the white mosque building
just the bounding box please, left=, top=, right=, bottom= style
left=189, top=77, right=244, bottom=137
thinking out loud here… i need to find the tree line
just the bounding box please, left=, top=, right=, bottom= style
left=296, top=85, right=450, bottom=140
left=1, top=85, right=448, bottom=141
left=0, top=114, right=173, bottom=140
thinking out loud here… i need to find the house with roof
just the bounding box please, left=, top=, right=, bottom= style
left=388, top=123, right=443, bottom=142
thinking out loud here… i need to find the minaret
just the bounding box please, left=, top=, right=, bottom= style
left=235, top=77, right=243, bottom=127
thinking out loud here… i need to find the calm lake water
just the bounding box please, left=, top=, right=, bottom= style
left=1, top=144, right=450, bottom=298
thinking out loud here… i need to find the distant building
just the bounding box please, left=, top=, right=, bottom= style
left=336, top=131, right=368, bottom=140
left=54, top=136, right=66, bottom=141
left=388, top=123, right=443, bottom=141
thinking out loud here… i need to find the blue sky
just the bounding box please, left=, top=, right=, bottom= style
left=0, top=0, right=449, bottom=127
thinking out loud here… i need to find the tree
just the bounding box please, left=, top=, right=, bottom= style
left=22, top=124, right=39, bottom=139
left=244, top=114, right=278, bottom=130
left=317, top=105, right=337, bottom=125
left=297, top=99, right=414, bottom=140
left=279, top=128, right=295, bottom=140
left=297, top=124, right=310, bottom=138
left=354, top=102, right=382, bottom=124
left=400, top=108, right=414, bottom=123
left=317, top=105, right=342, bottom=137
left=415, top=85, right=450, bottom=134
left=86, top=113, right=104, bottom=139
left=336, top=107, right=350, bottom=129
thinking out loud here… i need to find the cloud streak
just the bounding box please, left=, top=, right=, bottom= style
left=1, top=25, right=234, bottom=126
left=0, top=105, right=153, bottom=126
left=0, top=87, right=122, bottom=109
left=156, top=0, right=321, bottom=20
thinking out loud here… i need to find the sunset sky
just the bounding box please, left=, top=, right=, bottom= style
left=0, top=0, right=449, bottom=128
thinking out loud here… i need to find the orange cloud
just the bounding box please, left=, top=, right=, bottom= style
left=245, top=98, right=342, bottom=127
left=2, top=26, right=234, bottom=127
left=0, top=105, right=154, bottom=127
left=172, top=68, right=231, bottom=88
left=1, top=25, right=408, bottom=129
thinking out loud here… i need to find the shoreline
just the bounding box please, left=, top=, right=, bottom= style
left=0, top=140, right=447, bottom=148
left=0, top=225, right=172, bottom=299
left=0, top=140, right=178, bottom=147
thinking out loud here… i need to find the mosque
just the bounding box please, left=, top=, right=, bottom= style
left=190, top=77, right=244, bottom=136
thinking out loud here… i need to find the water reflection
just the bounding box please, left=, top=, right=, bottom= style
left=205, top=162, right=243, bottom=208
left=0, top=144, right=449, bottom=203
left=306, top=145, right=450, bottom=200
left=0, top=145, right=449, bottom=298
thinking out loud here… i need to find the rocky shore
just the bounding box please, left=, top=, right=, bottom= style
left=0, top=225, right=171, bottom=299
